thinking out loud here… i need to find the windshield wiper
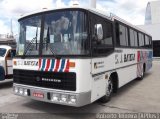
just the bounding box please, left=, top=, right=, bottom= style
left=43, top=38, right=56, bottom=55
left=24, top=27, right=38, bottom=55
left=24, top=37, right=36, bottom=55
left=43, top=38, right=59, bottom=58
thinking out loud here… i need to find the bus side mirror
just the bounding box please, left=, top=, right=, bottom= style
left=92, top=24, right=103, bottom=45
left=95, top=24, right=103, bottom=41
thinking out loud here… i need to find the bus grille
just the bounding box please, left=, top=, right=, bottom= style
left=13, top=69, right=76, bottom=91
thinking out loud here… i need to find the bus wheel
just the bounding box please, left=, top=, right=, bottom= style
left=138, top=64, right=145, bottom=80
left=99, top=77, right=113, bottom=103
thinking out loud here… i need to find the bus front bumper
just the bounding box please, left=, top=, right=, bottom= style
left=13, top=83, right=91, bottom=107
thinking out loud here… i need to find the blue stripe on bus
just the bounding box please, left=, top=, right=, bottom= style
left=59, top=59, right=65, bottom=72
left=41, top=59, right=46, bottom=71
left=49, top=59, right=55, bottom=72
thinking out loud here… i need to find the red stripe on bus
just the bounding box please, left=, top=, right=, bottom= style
left=45, top=59, right=51, bottom=71
left=64, top=59, right=69, bottom=72
left=54, top=59, right=60, bottom=72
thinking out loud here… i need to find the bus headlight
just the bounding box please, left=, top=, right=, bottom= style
left=51, top=94, right=60, bottom=102
left=14, top=87, right=19, bottom=93
left=24, top=89, right=28, bottom=96
left=69, top=95, right=76, bottom=104
left=60, top=94, right=67, bottom=102
left=19, top=88, right=24, bottom=95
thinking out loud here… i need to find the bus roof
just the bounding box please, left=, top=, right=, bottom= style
left=19, top=7, right=151, bottom=36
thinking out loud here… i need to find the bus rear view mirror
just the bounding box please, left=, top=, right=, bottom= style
left=95, top=24, right=103, bottom=41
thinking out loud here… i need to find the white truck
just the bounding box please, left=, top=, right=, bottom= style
left=0, top=45, right=16, bottom=81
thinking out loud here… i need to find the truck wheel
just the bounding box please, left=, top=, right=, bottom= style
left=0, top=66, right=5, bottom=81
left=99, top=77, right=113, bottom=103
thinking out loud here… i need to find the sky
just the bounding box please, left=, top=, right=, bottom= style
left=0, top=0, right=156, bottom=36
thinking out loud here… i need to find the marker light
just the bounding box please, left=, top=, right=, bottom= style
left=69, top=62, right=75, bottom=68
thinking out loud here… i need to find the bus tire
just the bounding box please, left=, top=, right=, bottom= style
left=99, top=76, right=113, bottom=103
left=138, top=64, right=145, bottom=80
left=0, top=66, right=5, bottom=81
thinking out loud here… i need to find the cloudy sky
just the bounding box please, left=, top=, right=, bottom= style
left=0, top=0, right=156, bottom=35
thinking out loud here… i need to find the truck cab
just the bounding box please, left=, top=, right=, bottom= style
left=0, top=45, right=16, bottom=81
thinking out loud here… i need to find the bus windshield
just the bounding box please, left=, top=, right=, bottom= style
left=17, top=10, right=89, bottom=56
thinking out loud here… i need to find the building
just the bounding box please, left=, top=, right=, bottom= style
left=0, top=34, right=16, bottom=49
left=145, top=1, right=160, bottom=24
left=138, top=0, right=160, bottom=57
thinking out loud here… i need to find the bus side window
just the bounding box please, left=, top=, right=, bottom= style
left=145, top=35, right=150, bottom=48
left=116, top=23, right=129, bottom=47
left=129, top=29, right=135, bottom=47
left=134, top=31, right=138, bottom=47
left=91, top=14, right=113, bottom=56
left=119, top=24, right=128, bottom=46
left=129, top=29, right=138, bottom=47
left=138, top=33, right=145, bottom=47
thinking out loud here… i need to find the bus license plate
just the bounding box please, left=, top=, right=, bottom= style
left=33, top=92, right=44, bottom=98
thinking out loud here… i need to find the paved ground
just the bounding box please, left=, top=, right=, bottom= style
left=0, top=61, right=159, bottom=118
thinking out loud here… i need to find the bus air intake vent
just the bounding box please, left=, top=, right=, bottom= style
left=13, top=69, right=76, bottom=91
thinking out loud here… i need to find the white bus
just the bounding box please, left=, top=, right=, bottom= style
left=13, top=7, right=152, bottom=107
